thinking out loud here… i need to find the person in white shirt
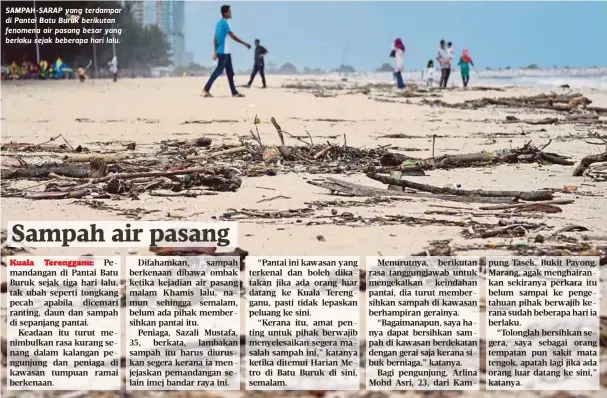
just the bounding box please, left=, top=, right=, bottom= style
left=436, top=39, right=451, bottom=88
left=447, top=41, right=455, bottom=79
left=390, top=38, right=406, bottom=89
left=108, top=56, right=118, bottom=82
left=447, top=42, right=454, bottom=63
left=422, top=60, right=437, bottom=87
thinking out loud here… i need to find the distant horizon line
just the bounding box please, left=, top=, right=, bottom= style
left=185, top=63, right=607, bottom=73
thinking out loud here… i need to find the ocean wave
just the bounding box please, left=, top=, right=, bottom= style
left=478, top=76, right=607, bottom=90
left=346, top=67, right=607, bottom=89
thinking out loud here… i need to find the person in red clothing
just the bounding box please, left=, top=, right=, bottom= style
left=457, top=48, right=475, bottom=88
left=390, top=38, right=405, bottom=89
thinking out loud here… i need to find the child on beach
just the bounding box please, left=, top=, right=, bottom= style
left=76, top=65, right=86, bottom=82
left=390, top=38, right=406, bottom=89
left=108, top=56, right=118, bottom=82
left=457, top=48, right=474, bottom=88
left=422, top=60, right=437, bottom=87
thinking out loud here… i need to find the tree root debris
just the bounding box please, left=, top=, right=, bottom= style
left=422, top=92, right=602, bottom=114
left=379, top=140, right=574, bottom=169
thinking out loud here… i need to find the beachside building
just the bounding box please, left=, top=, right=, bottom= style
left=129, top=1, right=144, bottom=24
left=161, top=1, right=186, bottom=67
left=128, top=1, right=186, bottom=67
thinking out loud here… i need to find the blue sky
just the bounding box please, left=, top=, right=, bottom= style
left=184, top=1, right=607, bottom=71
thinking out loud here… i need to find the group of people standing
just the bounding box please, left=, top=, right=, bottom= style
left=76, top=56, right=118, bottom=83
left=2, top=58, right=68, bottom=80
left=391, top=38, right=476, bottom=90
left=3, top=56, right=119, bottom=82
left=435, top=39, right=475, bottom=88
left=202, top=4, right=268, bottom=97
left=202, top=4, right=478, bottom=97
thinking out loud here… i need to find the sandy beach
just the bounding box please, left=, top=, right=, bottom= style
left=1, top=74, right=607, bottom=397
left=2, top=75, right=606, bottom=256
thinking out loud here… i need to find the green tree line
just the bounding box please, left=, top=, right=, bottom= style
left=1, top=1, right=171, bottom=68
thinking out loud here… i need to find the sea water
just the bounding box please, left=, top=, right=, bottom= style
left=361, top=67, right=607, bottom=90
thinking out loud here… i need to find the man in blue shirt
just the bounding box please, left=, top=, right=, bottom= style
left=203, top=5, right=251, bottom=97
left=246, top=39, right=268, bottom=88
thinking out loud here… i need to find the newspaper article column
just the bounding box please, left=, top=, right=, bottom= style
left=245, top=256, right=361, bottom=390
left=486, top=256, right=600, bottom=390
left=7, top=256, right=121, bottom=390
left=126, top=256, right=240, bottom=390
left=366, top=256, right=480, bottom=390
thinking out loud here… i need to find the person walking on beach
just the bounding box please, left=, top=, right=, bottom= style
left=203, top=5, right=251, bottom=98
left=108, top=56, right=118, bottom=82
left=458, top=48, right=474, bottom=88
left=77, top=65, right=87, bottom=82
left=390, top=38, right=406, bottom=89
left=246, top=39, right=268, bottom=88
left=437, top=40, right=451, bottom=88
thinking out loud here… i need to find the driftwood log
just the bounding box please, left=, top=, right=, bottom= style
left=587, top=106, right=607, bottom=116
left=367, top=173, right=554, bottom=201
left=505, top=115, right=603, bottom=126
left=24, top=189, right=87, bottom=200
left=308, top=177, right=517, bottom=204
left=479, top=199, right=574, bottom=211
left=187, top=146, right=247, bottom=161
left=422, top=92, right=594, bottom=113
left=380, top=141, right=573, bottom=169
left=45, top=166, right=242, bottom=192
left=505, top=116, right=558, bottom=125
left=64, top=153, right=129, bottom=163
left=1, top=162, right=89, bottom=180
left=573, top=149, right=607, bottom=176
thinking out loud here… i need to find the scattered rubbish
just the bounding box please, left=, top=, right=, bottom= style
left=422, top=92, right=603, bottom=114
left=573, top=148, right=607, bottom=176
left=379, top=140, right=573, bottom=170
left=367, top=173, right=554, bottom=201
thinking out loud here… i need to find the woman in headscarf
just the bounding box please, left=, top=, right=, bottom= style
left=390, top=38, right=405, bottom=89
left=457, top=48, right=474, bottom=88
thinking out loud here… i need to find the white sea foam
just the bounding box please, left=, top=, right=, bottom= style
left=333, top=67, right=607, bottom=90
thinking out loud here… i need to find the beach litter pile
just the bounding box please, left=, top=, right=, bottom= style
left=422, top=91, right=607, bottom=115
left=2, top=111, right=606, bottom=264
